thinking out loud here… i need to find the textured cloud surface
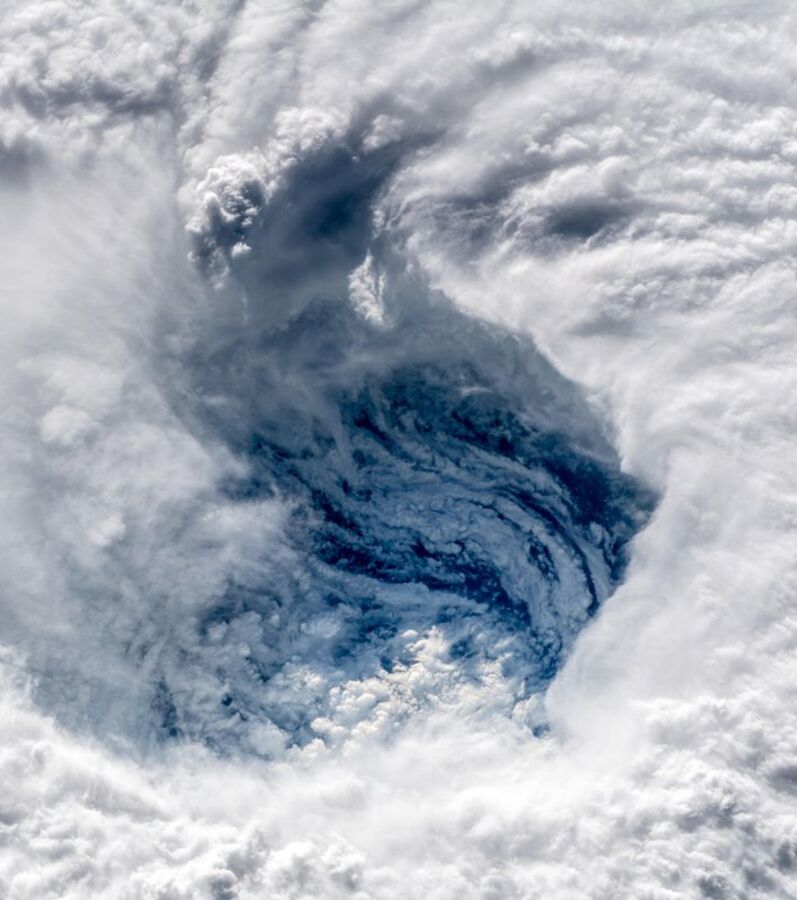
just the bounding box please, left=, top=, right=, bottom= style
left=2, top=0, right=797, bottom=897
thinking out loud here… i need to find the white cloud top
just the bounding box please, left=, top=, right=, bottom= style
left=1, top=0, right=797, bottom=897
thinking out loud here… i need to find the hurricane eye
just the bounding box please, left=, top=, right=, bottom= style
left=168, top=310, right=655, bottom=755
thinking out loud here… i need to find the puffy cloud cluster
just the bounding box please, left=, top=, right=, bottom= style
left=2, top=0, right=797, bottom=897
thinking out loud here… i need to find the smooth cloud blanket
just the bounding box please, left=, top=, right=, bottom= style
left=1, top=1, right=797, bottom=898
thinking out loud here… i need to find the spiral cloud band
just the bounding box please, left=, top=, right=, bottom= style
left=1, top=1, right=797, bottom=898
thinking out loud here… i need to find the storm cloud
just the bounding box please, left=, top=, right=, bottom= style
left=1, top=1, right=797, bottom=898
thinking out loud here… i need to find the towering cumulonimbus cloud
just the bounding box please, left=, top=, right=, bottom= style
left=1, top=0, right=797, bottom=898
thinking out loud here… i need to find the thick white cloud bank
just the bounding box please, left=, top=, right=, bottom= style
left=2, top=0, right=797, bottom=897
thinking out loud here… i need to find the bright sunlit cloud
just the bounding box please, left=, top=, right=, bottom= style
left=1, top=1, right=797, bottom=897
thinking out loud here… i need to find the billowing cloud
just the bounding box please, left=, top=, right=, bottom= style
left=1, top=0, right=797, bottom=897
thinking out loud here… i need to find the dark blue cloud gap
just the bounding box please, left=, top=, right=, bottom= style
left=161, top=298, right=655, bottom=753
left=546, top=200, right=631, bottom=241
left=151, top=143, right=656, bottom=753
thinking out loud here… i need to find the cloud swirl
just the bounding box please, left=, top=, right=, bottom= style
left=1, top=1, right=797, bottom=898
